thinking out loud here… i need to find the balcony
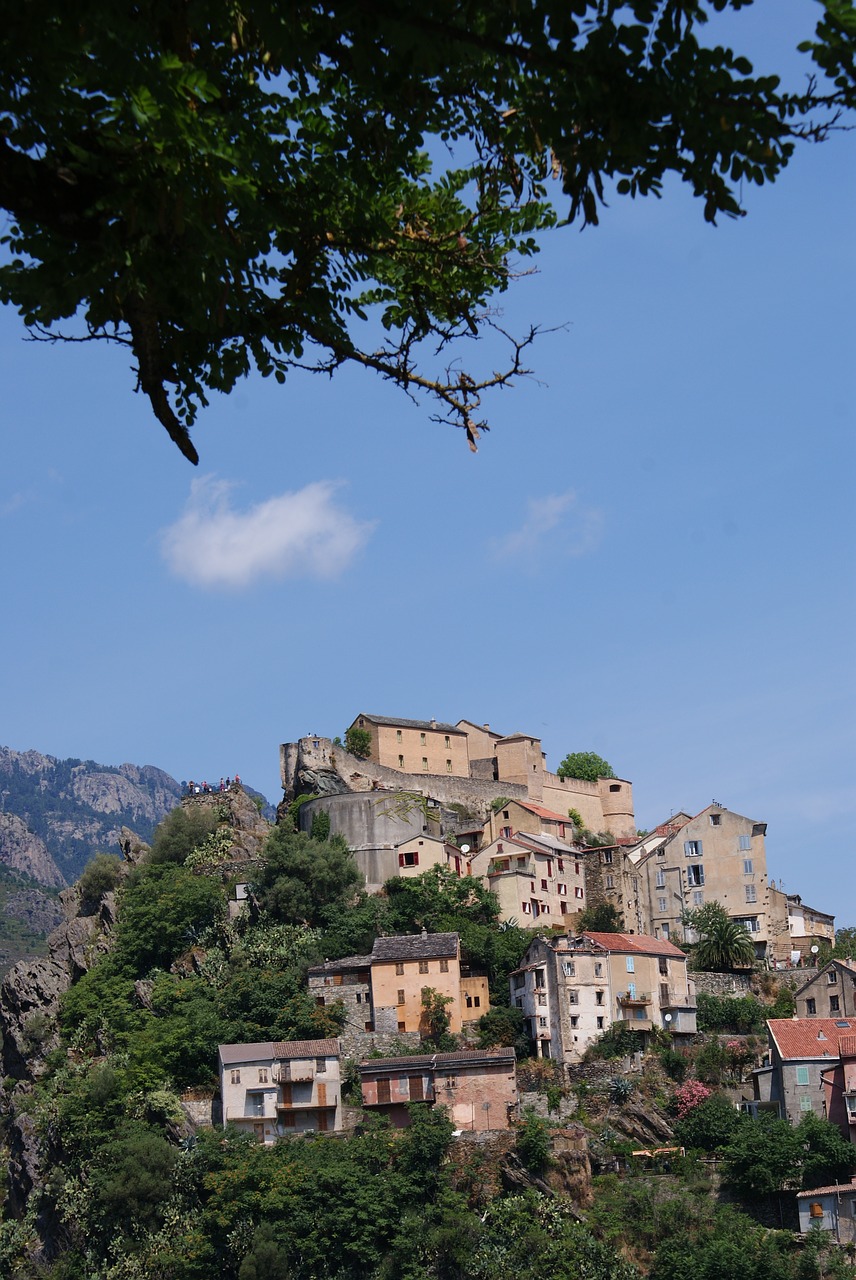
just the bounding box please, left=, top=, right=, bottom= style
left=276, top=1097, right=329, bottom=1112
left=616, top=991, right=651, bottom=1007
left=225, top=1106, right=274, bottom=1121
left=659, top=988, right=697, bottom=1010
left=272, top=1064, right=315, bottom=1084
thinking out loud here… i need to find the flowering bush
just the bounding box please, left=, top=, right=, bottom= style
left=673, top=1080, right=712, bottom=1118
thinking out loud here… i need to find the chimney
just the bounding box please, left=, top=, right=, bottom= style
left=483, top=723, right=490, bottom=731
left=430, top=719, right=437, bottom=728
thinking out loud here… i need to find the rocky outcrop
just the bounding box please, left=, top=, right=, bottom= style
left=182, top=785, right=272, bottom=862
left=0, top=812, right=65, bottom=887
left=0, top=745, right=185, bottom=885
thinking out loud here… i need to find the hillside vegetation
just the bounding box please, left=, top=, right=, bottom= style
left=0, top=799, right=853, bottom=1279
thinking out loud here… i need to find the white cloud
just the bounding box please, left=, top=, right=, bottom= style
left=160, top=476, right=375, bottom=588
left=491, top=490, right=603, bottom=563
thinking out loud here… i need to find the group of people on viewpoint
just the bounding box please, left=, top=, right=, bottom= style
left=185, top=776, right=241, bottom=795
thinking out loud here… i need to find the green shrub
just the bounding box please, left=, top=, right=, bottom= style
left=78, top=853, right=124, bottom=911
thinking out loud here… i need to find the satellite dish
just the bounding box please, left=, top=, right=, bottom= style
left=664, top=1013, right=673, bottom=1024
left=460, top=844, right=470, bottom=854
left=811, top=945, right=819, bottom=955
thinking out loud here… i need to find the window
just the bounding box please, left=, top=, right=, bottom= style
left=693, top=890, right=704, bottom=906
left=830, top=995, right=840, bottom=1013
left=596, top=990, right=604, bottom=1005
left=395, top=961, right=405, bottom=975
left=280, top=1111, right=295, bottom=1128
left=316, top=1058, right=327, bottom=1073
left=609, top=783, right=621, bottom=792
left=560, top=902, right=567, bottom=914
left=422, top=757, right=428, bottom=771
left=397, top=989, right=405, bottom=1005
left=739, top=834, right=752, bottom=850
left=522, top=902, right=531, bottom=914
left=503, top=810, right=510, bottom=819
left=658, top=897, right=667, bottom=913
left=806, top=999, right=817, bottom=1015
left=594, top=962, right=603, bottom=977
left=710, top=813, right=721, bottom=826
left=828, top=971, right=838, bottom=985
left=398, top=1021, right=406, bottom=1032
left=796, top=1066, right=810, bottom=1085
left=398, top=754, right=404, bottom=767
left=743, top=859, right=753, bottom=874
left=558, top=883, right=567, bottom=896
left=356, top=992, right=362, bottom=1004
left=419, top=960, right=429, bottom=974
left=501, top=826, right=512, bottom=838
left=596, top=1016, right=605, bottom=1029
left=446, top=759, right=452, bottom=772
left=656, top=869, right=666, bottom=888
left=626, top=957, right=635, bottom=973
left=439, top=958, right=449, bottom=973
left=568, top=990, right=579, bottom=1005
left=465, top=994, right=472, bottom=1008
left=562, top=961, right=575, bottom=977
left=605, top=874, right=614, bottom=889
left=662, top=923, right=670, bottom=939
left=570, top=1015, right=579, bottom=1028
left=603, top=850, right=613, bottom=865
left=420, top=733, right=426, bottom=746
left=474, top=996, right=480, bottom=1008
left=736, top=916, right=759, bottom=932
left=230, top=1069, right=241, bottom=1085
left=257, top=1068, right=268, bottom=1084
left=558, top=858, right=564, bottom=873
left=444, top=735, right=451, bottom=748
left=546, top=860, right=553, bottom=877
left=800, top=1096, right=813, bottom=1112
left=745, top=885, right=757, bottom=903
left=687, top=864, right=704, bottom=886
left=396, top=729, right=402, bottom=742
left=574, top=886, right=584, bottom=899
left=534, top=969, right=545, bottom=988
left=541, top=879, right=548, bottom=891
left=658, top=957, right=668, bottom=976
left=684, top=840, right=702, bottom=857
left=537, top=991, right=546, bottom=1005
left=539, top=1017, right=547, bottom=1028
left=399, top=850, right=419, bottom=868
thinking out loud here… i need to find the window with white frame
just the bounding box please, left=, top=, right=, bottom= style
left=655, top=869, right=666, bottom=888
left=692, top=890, right=704, bottom=906
left=684, top=840, right=703, bottom=857
left=745, top=885, right=757, bottom=903
left=687, top=864, right=704, bottom=886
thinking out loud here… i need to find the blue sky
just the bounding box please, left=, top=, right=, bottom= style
left=1, top=2, right=853, bottom=925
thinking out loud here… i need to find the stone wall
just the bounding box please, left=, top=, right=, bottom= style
left=281, top=736, right=529, bottom=818
left=691, top=971, right=754, bottom=997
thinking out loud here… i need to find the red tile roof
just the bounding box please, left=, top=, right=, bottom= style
left=511, top=799, right=577, bottom=823
left=797, top=1181, right=856, bottom=1198
left=839, top=1034, right=856, bottom=1060
left=582, top=932, right=687, bottom=958
left=768, top=1018, right=855, bottom=1060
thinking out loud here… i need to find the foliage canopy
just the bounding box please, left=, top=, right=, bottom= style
left=556, top=752, right=616, bottom=782
left=0, top=1, right=844, bottom=461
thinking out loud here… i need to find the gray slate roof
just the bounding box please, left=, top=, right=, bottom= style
left=307, top=955, right=373, bottom=975
left=355, top=714, right=464, bottom=734
left=360, top=1047, right=515, bottom=1072
left=371, top=932, right=459, bottom=962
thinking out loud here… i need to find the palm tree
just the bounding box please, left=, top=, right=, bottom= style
left=685, top=903, right=756, bottom=971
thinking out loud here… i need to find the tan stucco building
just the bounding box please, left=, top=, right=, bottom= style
left=511, top=932, right=696, bottom=1063
left=470, top=831, right=585, bottom=926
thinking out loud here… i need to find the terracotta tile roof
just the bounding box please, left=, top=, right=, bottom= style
left=510, top=799, right=576, bottom=823
left=354, top=714, right=464, bottom=734
left=359, top=1048, right=515, bottom=1072
left=582, top=931, right=687, bottom=958
left=219, top=1039, right=340, bottom=1064
left=797, top=1181, right=856, bottom=1198
left=768, top=1018, right=855, bottom=1059
left=272, top=1038, right=340, bottom=1059
left=839, top=1035, right=856, bottom=1059
left=372, top=932, right=459, bottom=962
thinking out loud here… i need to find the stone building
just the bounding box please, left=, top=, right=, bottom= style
left=794, top=960, right=856, bottom=1020
left=308, top=931, right=489, bottom=1039
left=767, top=889, right=836, bottom=963
left=511, top=932, right=696, bottom=1063
left=218, top=1039, right=342, bottom=1142
left=359, top=1047, right=518, bottom=1130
